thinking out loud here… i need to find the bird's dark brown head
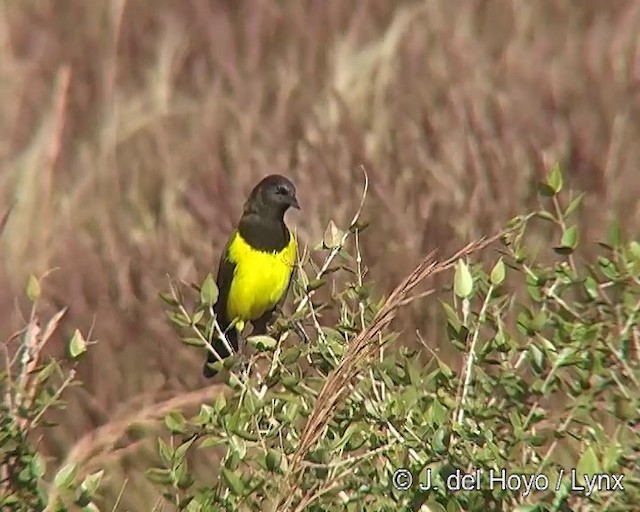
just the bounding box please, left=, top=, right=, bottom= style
left=244, top=174, right=300, bottom=219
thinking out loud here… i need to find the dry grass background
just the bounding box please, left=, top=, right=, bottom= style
left=1, top=0, right=640, bottom=509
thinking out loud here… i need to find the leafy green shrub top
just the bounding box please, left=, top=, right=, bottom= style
left=157, top=167, right=639, bottom=512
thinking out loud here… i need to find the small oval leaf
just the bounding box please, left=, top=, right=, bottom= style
left=146, top=467, right=173, bottom=485
left=182, top=337, right=206, bottom=347
left=490, top=258, right=505, bottom=286
left=247, top=335, right=277, bottom=352
left=561, top=225, right=578, bottom=249
left=80, top=470, right=104, bottom=497
left=200, top=274, right=219, bottom=306
left=454, top=260, right=473, bottom=298
left=323, top=220, right=344, bottom=249
left=164, top=412, right=187, bottom=434
left=547, top=162, right=563, bottom=193
left=221, top=467, right=246, bottom=496
left=26, top=274, right=41, bottom=302
left=68, top=329, right=87, bottom=359
left=54, top=462, right=78, bottom=490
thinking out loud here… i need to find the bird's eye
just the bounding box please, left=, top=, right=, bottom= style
left=276, top=186, right=287, bottom=195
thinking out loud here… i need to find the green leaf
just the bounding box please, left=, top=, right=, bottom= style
left=608, top=221, right=622, bottom=247
left=561, top=225, right=578, bottom=249
left=247, top=335, right=277, bottom=351
left=158, top=438, right=173, bottom=466
left=529, top=343, right=544, bottom=373
left=158, top=292, right=178, bottom=306
left=80, top=470, right=104, bottom=497
left=538, top=182, right=556, bottom=197
left=229, top=435, right=248, bottom=461
left=174, top=437, right=196, bottom=462
left=281, top=346, right=301, bottom=365
left=564, top=193, right=584, bottom=217
left=265, top=449, right=282, bottom=472
left=191, top=309, right=204, bottom=326
left=405, top=357, right=422, bottom=387
left=199, top=436, right=223, bottom=449
left=441, top=301, right=460, bottom=331
left=36, top=359, right=57, bottom=384
left=193, top=404, right=215, bottom=425
left=53, top=462, right=78, bottom=490
left=26, top=274, right=41, bottom=302
left=432, top=426, right=448, bottom=454
left=182, top=337, right=205, bottom=347
left=30, top=453, right=46, bottom=479
left=547, top=162, right=563, bottom=193
left=576, top=445, right=601, bottom=477
left=555, top=225, right=579, bottom=254
left=68, top=329, right=87, bottom=359
left=175, top=463, right=194, bottom=490
left=221, top=467, right=246, bottom=496
left=612, top=395, right=635, bottom=421
left=454, top=259, right=473, bottom=298
left=583, top=276, right=598, bottom=300
left=164, top=412, right=187, bottom=434
left=536, top=210, right=556, bottom=222
left=146, top=467, right=173, bottom=485
left=167, top=311, right=190, bottom=327
left=323, top=220, right=344, bottom=249
left=200, top=273, right=219, bottom=306
left=602, top=442, right=622, bottom=472
left=426, top=400, right=447, bottom=425
left=306, top=279, right=325, bottom=292
left=214, top=393, right=227, bottom=413
left=490, top=258, right=505, bottom=286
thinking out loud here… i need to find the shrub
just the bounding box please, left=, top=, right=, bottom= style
left=157, top=166, right=639, bottom=511
left=0, top=277, right=104, bottom=511
left=2, top=166, right=637, bottom=511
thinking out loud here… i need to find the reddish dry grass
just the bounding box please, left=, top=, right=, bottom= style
left=1, top=0, right=640, bottom=508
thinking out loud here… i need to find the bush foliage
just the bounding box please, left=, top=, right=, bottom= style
left=151, top=167, right=639, bottom=511
left=2, top=167, right=640, bottom=511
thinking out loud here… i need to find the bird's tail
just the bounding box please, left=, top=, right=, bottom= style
left=203, top=328, right=238, bottom=378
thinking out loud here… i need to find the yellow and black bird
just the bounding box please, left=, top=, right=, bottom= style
left=203, top=174, right=299, bottom=377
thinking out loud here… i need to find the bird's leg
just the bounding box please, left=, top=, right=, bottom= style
left=252, top=310, right=276, bottom=336
left=234, top=325, right=250, bottom=376
left=236, top=336, right=252, bottom=380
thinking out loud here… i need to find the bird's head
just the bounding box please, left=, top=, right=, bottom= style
left=245, top=174, right=300, bottom=218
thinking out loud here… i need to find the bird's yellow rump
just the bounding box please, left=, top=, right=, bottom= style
left=203, top=174, right=300, bottom=377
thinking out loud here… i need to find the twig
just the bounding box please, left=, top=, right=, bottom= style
left=0, top=202, right=14, bottom=238
left=295, top=165, right=369, bottom=317
left=30, top=370, right=76, bottom=429
left=455, top=284, right=494, bottom=425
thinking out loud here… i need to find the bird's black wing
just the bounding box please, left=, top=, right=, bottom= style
left=213, top=233, right=236, bottom=330
left=203, top=232, right=239, bottom=377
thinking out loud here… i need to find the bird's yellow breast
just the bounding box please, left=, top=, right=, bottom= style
left=225, top=230, right=297, bottom=324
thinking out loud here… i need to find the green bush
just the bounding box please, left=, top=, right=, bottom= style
left=0, top=277, right=105, bottom=511
left=156, top=166, right=639, bottom=511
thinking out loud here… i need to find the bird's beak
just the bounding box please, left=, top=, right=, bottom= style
left=289, top=196, right=301, bottom=210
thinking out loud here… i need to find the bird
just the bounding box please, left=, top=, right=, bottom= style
left=203, top=174, right=300, bottom=377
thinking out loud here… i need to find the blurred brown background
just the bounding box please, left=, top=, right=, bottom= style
left=1, top=0, right=639, bottom=509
